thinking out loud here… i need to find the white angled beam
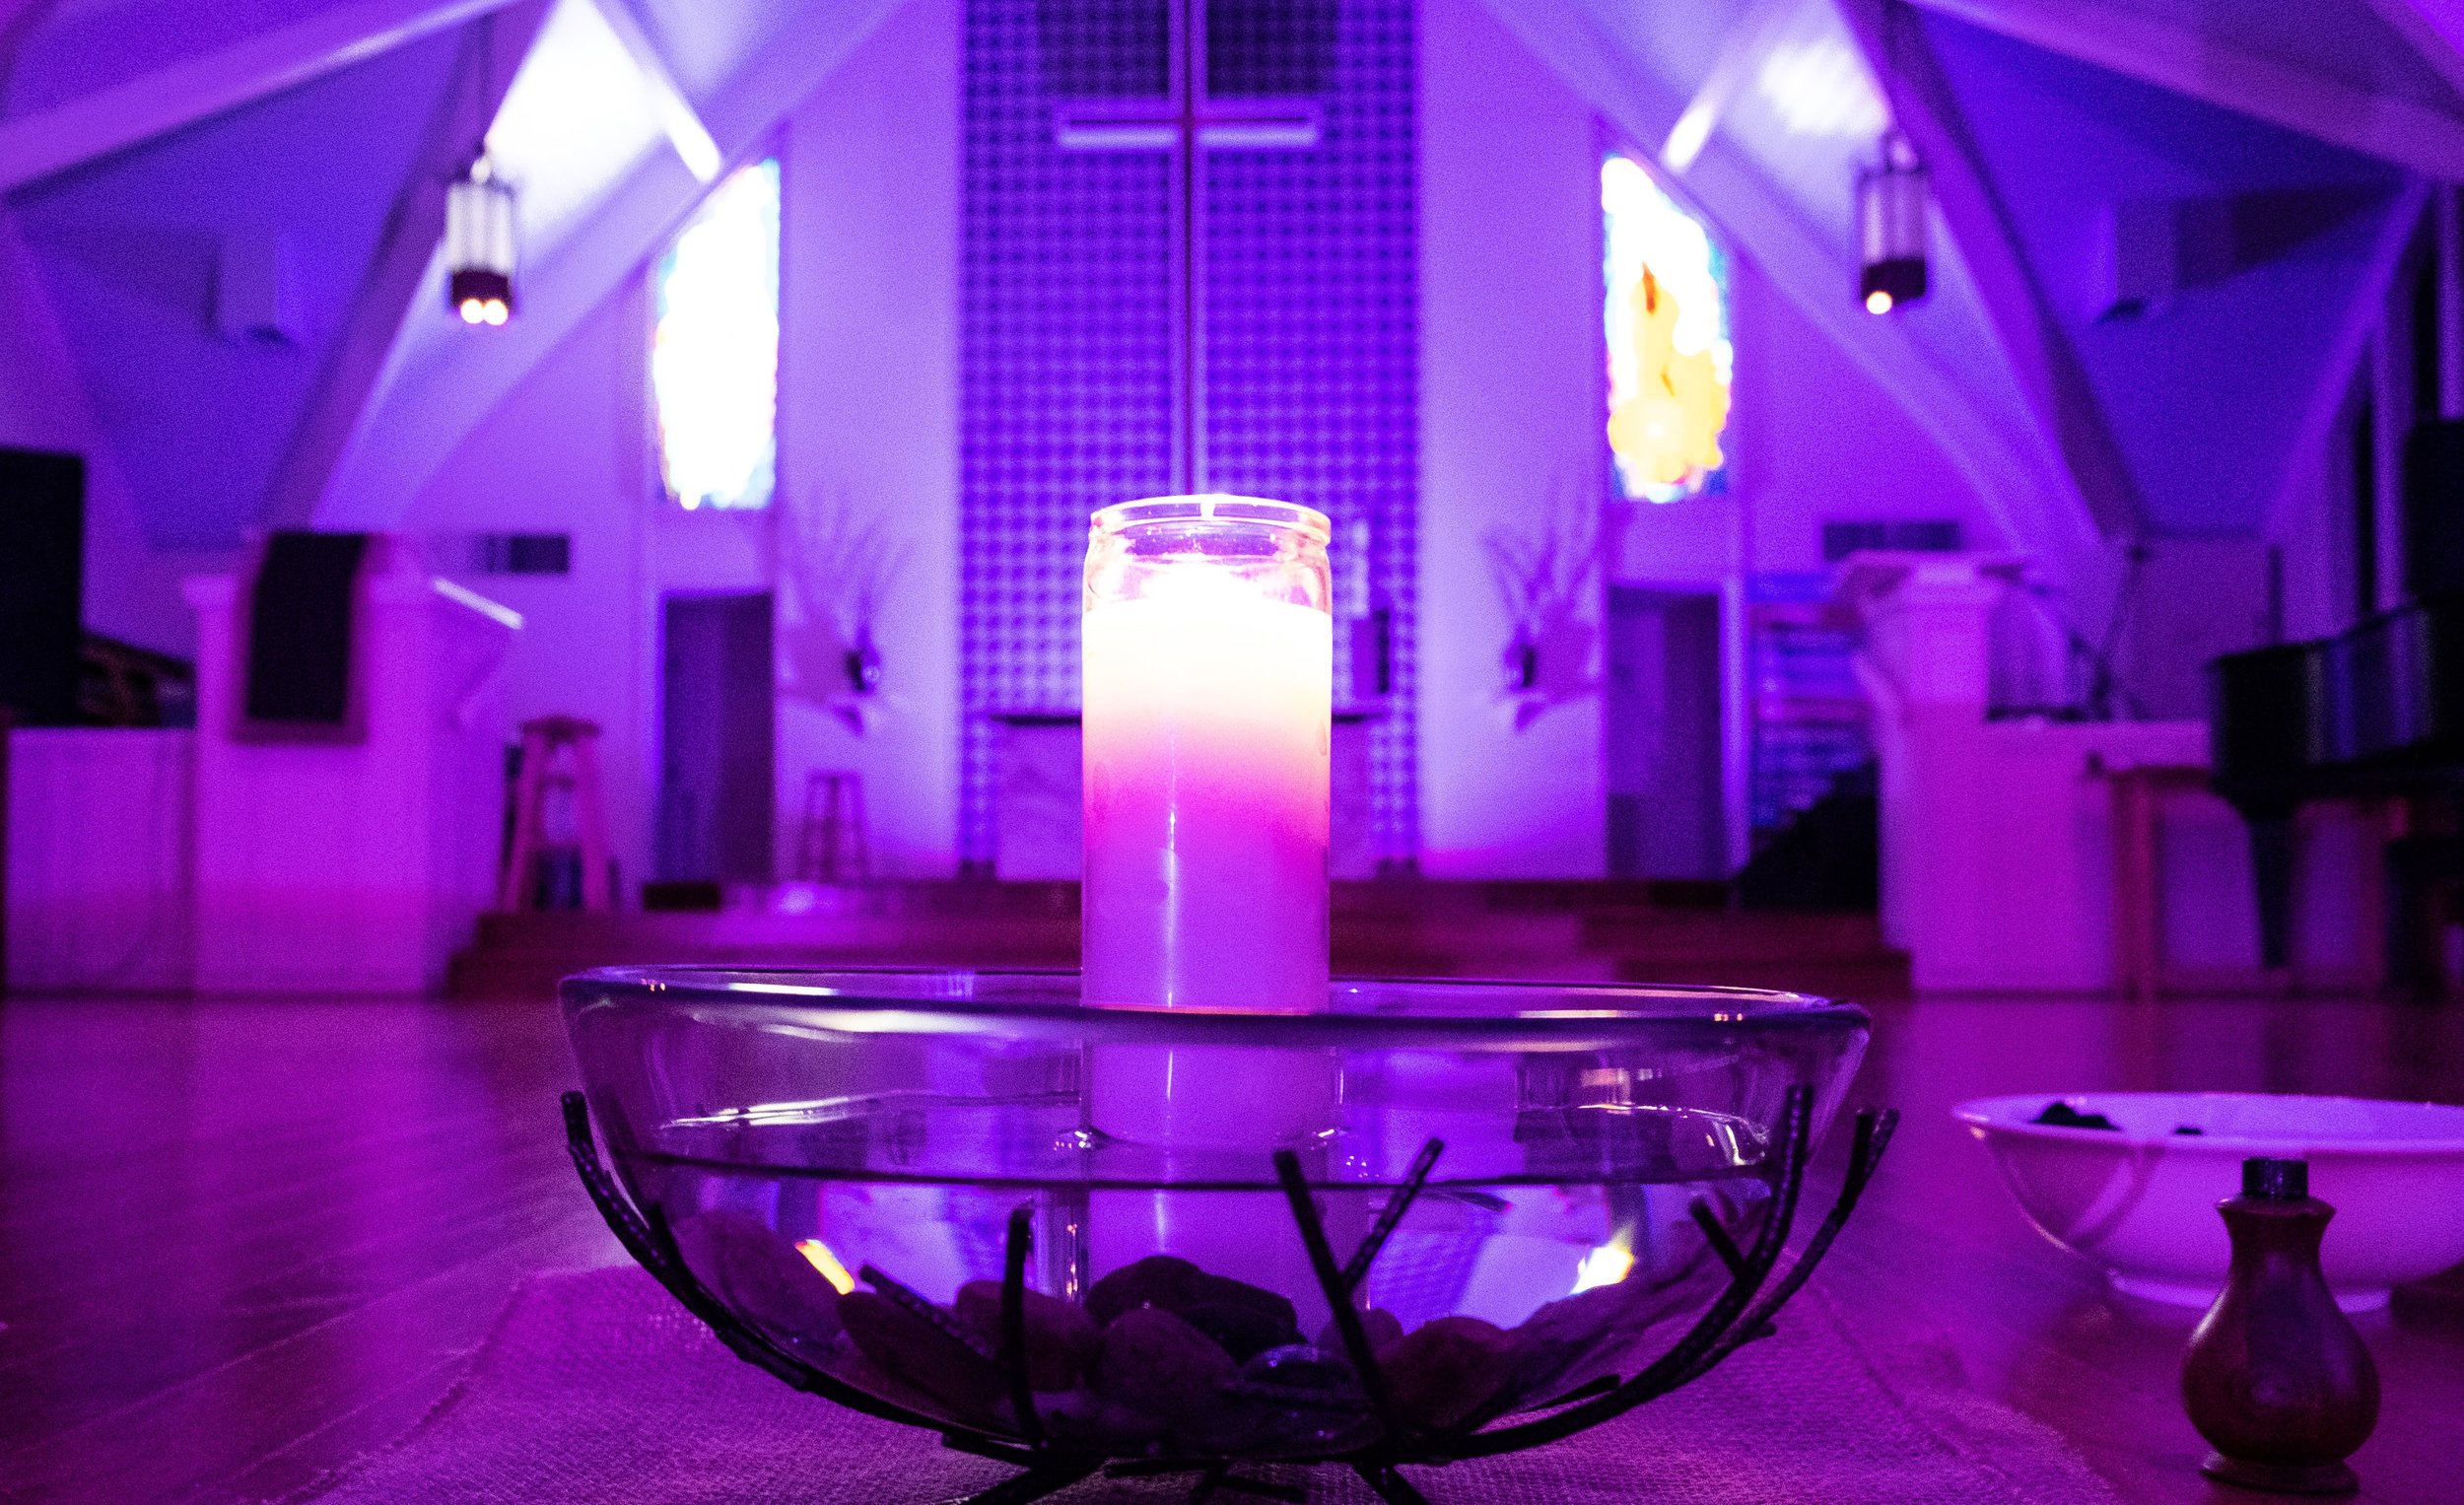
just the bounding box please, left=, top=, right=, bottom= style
left=1475, top=0, right=2108, bottom=581
left=2262, top=182, right=2430, bottom=542
left=312, top=0, right=912, bottom=528
left=261, top=1, right=553, bottom=529
left=1908, top=0, right=2464, bottom=180
left=1660, top=0, right=1797, bottom=174
left=1837, top=0, right=2145, bottom=538
left=590, top=0, right=719, bottom=181
left=2366, top=0, right=2464, bottom=107
left=0, top=0, right=528, bottom=193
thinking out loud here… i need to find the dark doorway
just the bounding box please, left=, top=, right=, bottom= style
left=1606, top=586, right=1725, bottom=879
left=657, top=591, right=775, bottom=883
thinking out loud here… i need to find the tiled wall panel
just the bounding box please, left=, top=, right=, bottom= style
left=960, top=0, right=1417, bottom=866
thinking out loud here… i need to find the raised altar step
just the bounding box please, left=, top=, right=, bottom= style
left=446, top=881, right=1908, bottom=1003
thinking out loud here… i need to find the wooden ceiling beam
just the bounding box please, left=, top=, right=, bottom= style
left=590, top=0, right=719, bottom=182
left=1659, top=0, right=1799, bottom=174
left=2365, top=0, right=2464, bottom=108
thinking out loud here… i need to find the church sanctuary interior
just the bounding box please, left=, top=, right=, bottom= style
left=8, top=0, right=2464, bottom=1501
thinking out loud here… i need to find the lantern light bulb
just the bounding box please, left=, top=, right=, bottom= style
left=1866, top=289, right=1893, bottom=314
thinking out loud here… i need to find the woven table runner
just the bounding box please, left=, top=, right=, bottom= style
left=301, top=1266, right=2121, bottom=1505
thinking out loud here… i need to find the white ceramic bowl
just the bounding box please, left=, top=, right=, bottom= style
left=1953, top=1092, right=2464, bottom=1312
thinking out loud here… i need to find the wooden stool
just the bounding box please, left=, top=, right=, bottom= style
left=500, top=715, right=613, bottom=911
left=796, top=770, right=870, bottom=882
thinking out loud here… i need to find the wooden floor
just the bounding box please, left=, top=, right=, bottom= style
left=3, top=991, right=2461, bottom=1504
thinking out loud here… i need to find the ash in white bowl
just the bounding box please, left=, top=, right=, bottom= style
left=1953, top=1092, right=2464, bottom=1312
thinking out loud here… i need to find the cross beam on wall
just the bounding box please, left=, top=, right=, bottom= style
left=1049, top=0, right=1325, bottom=495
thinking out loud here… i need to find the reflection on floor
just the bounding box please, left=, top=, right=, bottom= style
left=1, top=992, right=2458, bottom=1504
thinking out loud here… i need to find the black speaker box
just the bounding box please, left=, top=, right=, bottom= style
left=0, top=446, right=86, bottom=726
left=244, top=530, right=372, bottom=734
left=2405, top=418, right=2464, bottom=601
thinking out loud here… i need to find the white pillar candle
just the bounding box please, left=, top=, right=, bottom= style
left=1080, top=497, right=1340, bottom=1300
left=1082, top=563, right=1332, bottom=1012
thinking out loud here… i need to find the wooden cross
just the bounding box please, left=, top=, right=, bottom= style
left=1053, top=0, right=1323, bottom=494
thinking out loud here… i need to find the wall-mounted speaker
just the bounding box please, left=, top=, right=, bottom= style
left=2404, top=419, right=2464, bottom=601
left=0, top=447, right=86, bottom=726
left=215, top=233, right=304, bottom=345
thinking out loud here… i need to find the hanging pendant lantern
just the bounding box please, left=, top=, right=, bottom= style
left=445, top=154, right=516, bottom=327
left=1857, top=130, right=1928, bottom=314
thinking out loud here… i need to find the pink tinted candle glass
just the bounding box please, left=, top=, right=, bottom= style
left=1081, top=496, right=1334, bottom=1013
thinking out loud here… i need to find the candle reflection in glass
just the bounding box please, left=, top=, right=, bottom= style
left=1080, top=496, right=1339, bottom=1288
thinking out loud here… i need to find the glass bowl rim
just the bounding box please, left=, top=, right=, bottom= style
left=561, top=966, right=1868, bottom=1048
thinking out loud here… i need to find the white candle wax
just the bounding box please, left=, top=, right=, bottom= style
left=1081, top=571, right=1332, bottom=1012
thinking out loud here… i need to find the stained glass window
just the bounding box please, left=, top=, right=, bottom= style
left=653, top=158, right=781, bottom=511
left=1602, top=152, right=1733, bottom=503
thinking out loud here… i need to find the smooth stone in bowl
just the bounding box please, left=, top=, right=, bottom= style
left=1093, top=1305, right=1238, bottom=1421
left=563, top=966, right=1872, bottom=1463
left=1954, top=1091, right=2464, bottom=1312
left=1380, top=1316, right=1524, bottom=1432
left=839, top=1291, right=1004, bottom=1416
left=1317, top=1307, right=1405, bottom=1357
left=952, top=1279, right=1101, bottom=1391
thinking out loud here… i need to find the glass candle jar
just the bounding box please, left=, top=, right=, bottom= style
left=1081, top=496, right=1334, bottom=1014
left=1081, top=497, right=1338, bottom=1290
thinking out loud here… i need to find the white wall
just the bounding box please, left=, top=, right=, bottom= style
left=5, top=729, right=193, bottom=992
left=1420, top=0, right=2013, bottom=877
left=1419, top=0, right=1607, bottom=877
left=1612, top=268, right=2013, bottom=581
left=774, top=0, right=961, bottom=877
left=407, top=272, right=777, bottom=891
left=407, top=285, right=659, bottom=881
left=402, top=0, right=961, bottom=889
left=0, top=211, right=196, bottom=656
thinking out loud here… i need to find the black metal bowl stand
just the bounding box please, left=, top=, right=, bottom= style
left=564, top=1087, right=1895, bottom=1505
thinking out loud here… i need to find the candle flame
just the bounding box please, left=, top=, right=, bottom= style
left=795, top=1239, right=857, bottom=1295
left=1572, top=1234, right=1636, bottom=1294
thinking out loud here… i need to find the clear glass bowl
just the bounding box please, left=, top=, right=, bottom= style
left=564, top=969, right=1869, bottom=1461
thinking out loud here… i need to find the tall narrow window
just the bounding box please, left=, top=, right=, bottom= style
left=1602, top=151, right=1733, bottom=503
left=653, top=158, right=781, bottom=511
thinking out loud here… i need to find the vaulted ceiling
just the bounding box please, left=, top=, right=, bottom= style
left=1, top=0, right=2458, bottom=569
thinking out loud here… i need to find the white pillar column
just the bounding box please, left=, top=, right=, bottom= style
left=1835, top=551, right=2024, bottom=985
